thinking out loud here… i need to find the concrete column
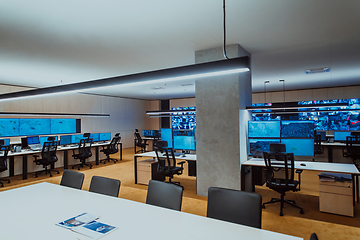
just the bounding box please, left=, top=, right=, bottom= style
left=195, top=44, right=251, bottom=196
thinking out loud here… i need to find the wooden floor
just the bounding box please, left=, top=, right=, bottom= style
left=1, top=148, right=360, bottom=240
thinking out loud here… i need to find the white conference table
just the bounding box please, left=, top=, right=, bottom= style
left=134, top=151, right=197, bottom=183
left=0, top=182, right=302, bottom=240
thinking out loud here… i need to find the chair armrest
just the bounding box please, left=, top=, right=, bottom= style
left=177, top=161, right=186, bottom=167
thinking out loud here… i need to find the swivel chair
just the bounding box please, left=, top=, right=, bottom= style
left=33, top=140, right=60, bottom=177
left=0, top=142, right=11, bottom=187
left=89, top=176, right=121, bottom=197
left=100, top=133, right=121, bottom=164
left=134, top=129, right=148, bottom=153
left=146, top=180, right=183, bottom=211
left=262, top=143, right=304, bottom=216
left=342, top=136, right=360, bottom=169
left=60, top=169, right=85, bottom=189
left=154, top=140, right=185, bottom=188
left=72, top=138, right=93, bottom=170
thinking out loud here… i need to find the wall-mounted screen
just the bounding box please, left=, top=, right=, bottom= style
left=173, top=136, right=196, bottom=151
left=281, top=139, right=314, bottom=157
left=0, top=119, right=20, bottom=137
left=172, top=107, right=196, bottom=130
left=90, top=133, right=100, bottom=142
left=334, top=131, right=352, bottom=142
left=99, top=132, right=111, bottom=141
left=248, top=121, right=281, bottom=138
left=40, top=136, right=58, bottom=146
left=160, top=128, right=173, bottom=148
left=27, top=136, right=40, bottom=145
left=281, top=121, right=314, bottom=138
left=0, top=138, right=10, bottom=146
left=20, top=119, right=51, bottom=136
left=51, top=119, right=77, bottom=134
left=249, top=139, right=281, bottom=157
left=60, top=135, right=72, bottom=145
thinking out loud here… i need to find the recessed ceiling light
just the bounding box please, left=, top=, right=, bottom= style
left=180, top=84, right=194, bottom=86
left=150, top=87, right=164, bottom=90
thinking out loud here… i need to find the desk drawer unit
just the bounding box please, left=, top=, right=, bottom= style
left=319, top=180, right=353, bottom=217
left=137, top=159, right=165, bottom=185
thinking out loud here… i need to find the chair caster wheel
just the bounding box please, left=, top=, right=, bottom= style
left=280, top=212, right=283, bottom=216
left=300, top=210, right=304, bottom=214
left=72, top=166, right=74, bottom=169
left=49, top=175, right=52, bottom=177
left=35, top=176, right=38, bottom=178
left=262, top=205, right=266, bottom=209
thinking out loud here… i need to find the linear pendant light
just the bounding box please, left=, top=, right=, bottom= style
left=0, top=57, right=250, bottom=101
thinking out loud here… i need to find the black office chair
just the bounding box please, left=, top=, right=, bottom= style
left=262, top=144, right=304, bottom=216
left=154, top=140, right=185, bottom=188
left=33, top=141, right=60, bottom=178
left=314, top=134, right=324, bottom=160
left=146, top=180, right=183, bottom=211
left=310, top=233, right=319, bottom=240
left=60, top=169, right=85, bottom=189
left=100, top=133, right=121, bottom=164
left=89, top=176, right=121, bottom=197
left=342, top=136, right=360, bottom=168
left=207, top=187, right=262, bottom=228
left=134, top=129, right=148, bottom=153
left=0, top=144, right=11, bottom=187
left=72, top=138, right=93, bottom=170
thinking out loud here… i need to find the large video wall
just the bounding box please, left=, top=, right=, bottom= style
left=171, top=106, right=196, bottom=130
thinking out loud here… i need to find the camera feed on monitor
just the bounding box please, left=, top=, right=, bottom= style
left=248, top=121, right=281, bottom=138
left=281, top=121, right=314, bottom=138
left=249, top=139, right=281, bottom=157
left=281, top=139, right=314, bottom=157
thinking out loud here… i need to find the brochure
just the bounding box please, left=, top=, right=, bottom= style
left=56, top=213, right=117, bottom=239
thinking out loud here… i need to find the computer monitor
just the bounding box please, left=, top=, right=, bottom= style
left=281, top=139, right=314, bottom=157
left=71, top=134, right=85, bottom=144
left=27, top=136, right=40, bottom=145
left=160, top=128, right=172, bottom=148
left=173, top=135, right=195, bottom=151
left=99, top=132, right=111, bottom=141
left=316, top=132, right=326, bottom=141
left=60, top=135, right=72, bottom=145
left=248, top=139, right=281, bottom=157
left=334, top=131, right=351, bottom=142
left=248, top=121, right=281, bottom=138
left=40, top=136, right=58, bottom=145
left=0, top=139, right=10, bottom=146
left=142, top=130, right=154, bottom=137
left=281, top=121, right=314, bottom=138
left=90, top=133, right=100, bottom=142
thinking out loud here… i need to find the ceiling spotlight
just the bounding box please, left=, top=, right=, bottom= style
left=305, top=67, right=330, bottom=74
left=150, top=87, right=164, bottom=90
left=180, top=84, right=194, bottom=86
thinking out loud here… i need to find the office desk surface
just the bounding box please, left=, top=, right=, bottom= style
left=245, top=158, right=360, bottom=174
left=0, top=183, right=302, bottom=240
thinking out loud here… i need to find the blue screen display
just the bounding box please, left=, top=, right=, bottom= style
left=248, top=121, right=281, bottom=138
left=0, top=119, right=20, bottom=137
left=281, top=139, right=314, bottom=157
left=27, top=136, right=40, bottom=145
left=99, top=133, right=111, bottom=141
left=51, top=119, right=77, bottom=134
left=20, top=119, right=51, bottom=136
left=72, top=134, right=85, bottom=144
left=281, top=121, right=314, bottom=138
left=173, top=136, right=195, bottom=151
left=40, top=136, right=58, bottom=146
left=334, top=131, right=352, bottom=142
left=160, top=128, right=173, bottom=148
left=0, top=139, right=10, bottom=146
left=90, top=133, right=100, bottom=142
left=249, top=139, right=281, bottom=157
left=60, top=135, right=72, bottom=145
left=172, top=107, right=196, bottom=130
left=143, top=130, right=154, bottom=137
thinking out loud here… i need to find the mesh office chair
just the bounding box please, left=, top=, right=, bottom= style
left=100, top=133, right=121, bottom=164
left=262, top=143, right=304, bottom=216
left=134, top=129, right=148, bottom=153
left=0, top=144, right=11, bottom=187
left=154, top=141, right=185, bottom=188
left=33, top=141, right=60, bottom=177
left=146, top=180, right=183, bottom=211
left=72, top=138, right=93, bottom=170
left=342, top=136, right=360, bottom=169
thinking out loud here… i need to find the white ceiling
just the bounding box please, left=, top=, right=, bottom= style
left=1, top=0, right=360, bottom=100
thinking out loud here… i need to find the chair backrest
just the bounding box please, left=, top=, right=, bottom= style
left=78, top=138, right=93, bottom=157
left=0, top=145, right=11, bottom=170
left=41, top=141, right=58, bottom=164
left=146, top=180, right=183, bottom=211
left=89, top=176, right=121, bottom=197
left=134, top=131, right=142, bottom=145
left=108, top=135, right=120, bottom=152
left=60, top=169, right=85, bottom=189
left=207, top=187, right=262, bottom=228
left=310, top=233, right=319, bottom=240
left=263, top=151, right=295, bottom=186
left=154, top=141, right=177, bottom=174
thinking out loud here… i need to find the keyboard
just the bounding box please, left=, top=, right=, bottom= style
left=29, top=144, right=42, bottom=150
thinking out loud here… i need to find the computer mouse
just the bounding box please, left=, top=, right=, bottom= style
left=300, top=163, right=306, bottom=166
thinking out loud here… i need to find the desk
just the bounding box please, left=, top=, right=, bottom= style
left=241, top=158, right=360, bottom=205
left=134, top=151, right=196, bottom=184
left=321, top=142, right=360, bottom=163
left=0, top=182, right=301, bottom=240
left=7, top=142, right=122, bottom=180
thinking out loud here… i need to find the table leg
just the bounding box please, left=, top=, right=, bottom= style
left=134, top=139, right=136, bottom=154
left=119, top=143, right=122, bottom=161
left=357, top=175, right=359, bottom=203
left=9, top=156, right=14, bottom=177
left=95, top=146, right=99, bottom=165
left=352, top=174, right=356, bottom=206
left=327, top=145, right=333, bottom=162
left=22, top=155, right=27, bottom=180
left=134, top=156, right=139, bottom=184
left=63, top=150, right=68, bottom=169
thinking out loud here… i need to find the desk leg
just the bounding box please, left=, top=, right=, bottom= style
left=120, top=143, right=122, bottom=161
left=327, top=145, right=333, bottom=163
left=357, top=175, right=359, bottom=203
left=134, top=156, right=139, bottom=184
left=95, top=146, right=99, bottom=165
left=241, top=165, right=254, bottom=192
left=187, top=160, right=196, bottom=177
left=9, top=156, right=14, bottom=177
left=63, top=150, right=68, bottom=169
left=134, top=139, right=136, bottom=154
left=22, top=155, right=27, bottom=180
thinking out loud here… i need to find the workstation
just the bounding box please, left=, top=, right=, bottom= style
left=1, top=1, right=360, bottom=239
